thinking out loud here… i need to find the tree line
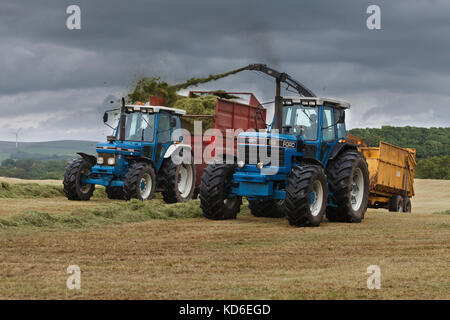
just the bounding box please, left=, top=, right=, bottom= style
left=0, top=158, right=67, bottom=180
left=0, top=126, right=448, bottom=180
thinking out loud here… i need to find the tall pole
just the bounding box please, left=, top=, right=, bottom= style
left=15, top=128, right=21, bottom=149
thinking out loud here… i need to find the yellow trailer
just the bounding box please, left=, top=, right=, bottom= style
left=359, top=141, right=416, bottom=212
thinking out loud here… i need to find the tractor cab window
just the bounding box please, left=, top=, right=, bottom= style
left=337, top=123, right=346, bottom=140
left=322, top=107, right=336, bottom=142
left=157, top=112, right=171, bottom=144
left=282, top=105, right=318, bottom=141
left=124, top=112, right=155, bottom=142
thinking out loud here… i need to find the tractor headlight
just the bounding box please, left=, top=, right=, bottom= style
left=97, top=156, right=104, bottom=165
left=256, top=162, right=264, bottom=170
left=237, top=160, right=245, bottom=168
left=107, top=157, right=116, bottom=166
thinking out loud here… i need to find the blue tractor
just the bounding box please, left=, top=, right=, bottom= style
left=63, top=98, right=196, bottom=202
left=199, top=64, right=370, bottom=227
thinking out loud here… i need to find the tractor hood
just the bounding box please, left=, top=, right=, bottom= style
left=238, top=131, right=298, bottom=147
left=96, top=141, right=142, bottom=155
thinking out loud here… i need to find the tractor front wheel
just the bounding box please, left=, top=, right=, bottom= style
left=283, top=165, right=328, bottom=227
left=159, top=159, right=196, bottom=203
left=199, top=163, right=242, bottom=220
left=124, top=162, right=156, bottom=201
left=63, top=158, right=95, bottom=201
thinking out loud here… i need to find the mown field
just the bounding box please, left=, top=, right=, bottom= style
left=0, top=177, right=448, bottom=299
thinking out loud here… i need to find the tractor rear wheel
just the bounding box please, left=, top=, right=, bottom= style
left=283, top=165, right=328, bottom=227
left=105, top=186, right=127, bottom=200
left=199, top=163, right=242, bottom=220
left=124, top=162, right=156, bottom=201
left=63, top=158, right=95, bottom=201
left=248, top=199, right=285, bottom=218
left=326, top=149, right=369, bottom=222
left=389, top=195, right=404, bottom=212
left=159, top=159, right=196, bottom=203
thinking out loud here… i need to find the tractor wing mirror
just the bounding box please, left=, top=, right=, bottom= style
left=103, top=112, right=109, bottom=123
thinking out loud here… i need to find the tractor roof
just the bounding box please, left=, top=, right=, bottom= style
left=125, top=104, right=186, bottom=115
left=282, top=97, right=351, bottom=109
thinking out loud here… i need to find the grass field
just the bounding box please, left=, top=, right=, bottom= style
left=0, top=177, right=448, bottom=299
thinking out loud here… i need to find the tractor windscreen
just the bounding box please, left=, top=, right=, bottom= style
left=282, top=105, right=319, bottom=140
left=124, top=112, right=156, bottom=142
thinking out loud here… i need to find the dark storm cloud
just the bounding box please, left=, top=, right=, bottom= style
left=0, top=0, right=449, bottom=141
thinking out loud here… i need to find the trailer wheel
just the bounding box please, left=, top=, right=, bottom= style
left=248, top=199, right=285, bottom=218
left=105, top=187, right=127, bottom=200
left=403, top=197, right=412, bottom=212
left=282, top=165, right=328, bottom=227
left=159, top=159, right=196, bottom=203
left=63, top=158, right=95, bottom=201
left=326, top=149, right=369, bottom=222
left=199, top=163, right=242, bottom=220
left=124, top=162, right=156, bottom=201
left=389, top=195, right=404, bottom=212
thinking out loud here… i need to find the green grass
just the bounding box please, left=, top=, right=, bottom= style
left=0, top=199, right=203, bottom=230
left=0, top=181, right=106, bottom=199
left=432, top=210, right=450, bottom=215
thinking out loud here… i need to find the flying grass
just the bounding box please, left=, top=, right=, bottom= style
left=0, top=199, right=203, bottom=230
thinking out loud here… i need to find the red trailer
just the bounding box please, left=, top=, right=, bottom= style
left=182, top=91, right=267, bottom=197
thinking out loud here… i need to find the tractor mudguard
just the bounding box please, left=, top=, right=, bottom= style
left=77, top=152, right=97, bottom=166
left=163, top=144, right=192, bottom=162
left=297, top=157, right=324, bottom=168
left=328, top=143, right=359, bottom=162
left=129, top=157, right=156, bottom=170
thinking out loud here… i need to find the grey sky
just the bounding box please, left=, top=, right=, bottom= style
left=0, top=0, right=449, bottom=142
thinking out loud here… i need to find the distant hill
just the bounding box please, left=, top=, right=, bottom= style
left=0, top=140, right=98, bottom=162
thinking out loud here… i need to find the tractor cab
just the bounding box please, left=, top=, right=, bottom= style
left=235, top=97, right=350, bottom=179
left=99, top=103, right=185, bottom=171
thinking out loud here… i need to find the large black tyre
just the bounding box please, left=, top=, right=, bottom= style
left=105, top=186, right=127, bottom=200
left=124, top=162, right=156, bottom=200
left=63, top=158, right=95, bottom=201
left=199, top=163, right=242, bottom=220
left=403, top=197, right=412, bottom=213
left=159, top=159, right=196, bottom=203
left=283, top=165, right=328, bottom=227
left=389, top=195, right=404, bottom=212
left=326, top=149, right=369, bottom=222
left=248, top=199, right=285, bottom=218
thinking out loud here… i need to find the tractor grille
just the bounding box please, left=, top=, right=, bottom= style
left=238, top=145, right=285, bottom=167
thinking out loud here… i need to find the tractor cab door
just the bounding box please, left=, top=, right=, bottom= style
left=320, top=106, right=337, bottom=165
left=154, top=111, right=180, bottom=169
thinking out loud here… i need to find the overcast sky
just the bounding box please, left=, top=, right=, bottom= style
left=0, top=0, right=449, bottom=142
